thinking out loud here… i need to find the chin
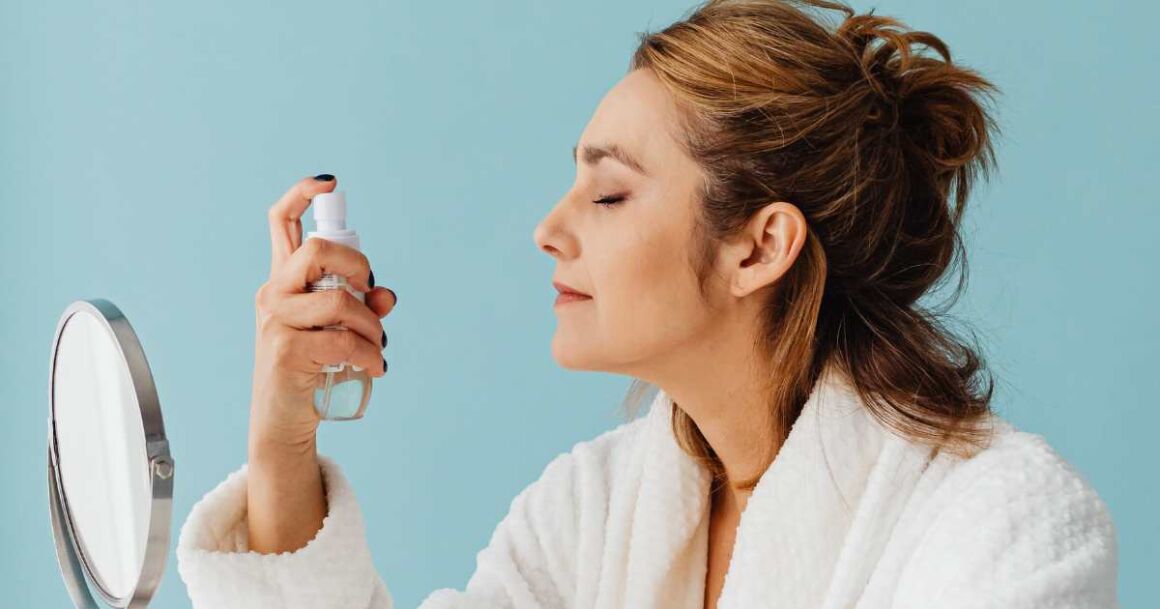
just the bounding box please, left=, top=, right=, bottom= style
left=550, top=333, right=603, bottom=371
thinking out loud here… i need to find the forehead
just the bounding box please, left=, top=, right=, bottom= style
left=579, top=69, right=688, bottom=170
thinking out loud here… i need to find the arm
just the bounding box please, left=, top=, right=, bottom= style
left=176, top=453, right=392, bottom=609
left=178, top=447, right=590, bottom=609
left=246, top=436, right=327, bottom=555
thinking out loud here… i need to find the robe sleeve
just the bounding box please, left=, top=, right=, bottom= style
left=891, top=436, right=1120, bottom=609
left=177, top=450, right=583, bottom=609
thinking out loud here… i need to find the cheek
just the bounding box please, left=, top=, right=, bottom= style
left=593, top=226, right=703, bottom=345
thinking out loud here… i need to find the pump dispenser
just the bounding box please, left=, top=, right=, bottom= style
left=305, top=190, right=372, bottom=421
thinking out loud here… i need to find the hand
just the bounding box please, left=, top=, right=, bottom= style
left=250, top=175, right=397, bottom=453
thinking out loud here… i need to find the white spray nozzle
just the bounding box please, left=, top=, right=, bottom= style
left=307, top=190, right=360, bottom=251
left=312, top=191, right=347, bottom=233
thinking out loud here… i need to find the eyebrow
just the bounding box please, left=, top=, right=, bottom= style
left=572, top=142, right=650, bottom=176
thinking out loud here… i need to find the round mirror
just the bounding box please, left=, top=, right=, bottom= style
left=47, top=299, right=174, bottom=608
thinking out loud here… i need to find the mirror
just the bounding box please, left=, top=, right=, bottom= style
left=48, top=299, right=174, bottom=608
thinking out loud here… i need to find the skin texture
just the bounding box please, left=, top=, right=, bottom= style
left=533, top=68, right=808, bottom=608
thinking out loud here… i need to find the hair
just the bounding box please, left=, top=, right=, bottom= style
left=622, top=0, right=1002, bottom=491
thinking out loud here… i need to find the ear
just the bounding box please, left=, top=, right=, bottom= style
left=720, top=202, right=808, bottom=298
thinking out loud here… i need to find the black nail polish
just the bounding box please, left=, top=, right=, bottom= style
left=368, top=269, right=375, bottom=288
left=387, top=288, right=397, bottom=305
left=382, top=356, right=388, bottom=374
left=381, top=328, right=387, bottom=348
left=313, top=173, right=335, bottom=181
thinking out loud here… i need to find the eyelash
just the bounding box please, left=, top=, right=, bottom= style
left=592, top=194, right=626, bottom=206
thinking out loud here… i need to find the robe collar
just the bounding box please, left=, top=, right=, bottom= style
left=619, top=363, right=957, bottom=609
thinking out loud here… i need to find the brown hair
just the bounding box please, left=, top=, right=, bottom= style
left=623, top=0, right=1002, bottom=491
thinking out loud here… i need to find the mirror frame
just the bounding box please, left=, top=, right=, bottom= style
left=47, top=298, right=174, bottom=609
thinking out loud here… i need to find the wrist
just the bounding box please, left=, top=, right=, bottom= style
left=248, top=404, right=319, bottom=461
left=248, top=432, right=317, bottom=467
left=245, top=434, right=327, bottom=555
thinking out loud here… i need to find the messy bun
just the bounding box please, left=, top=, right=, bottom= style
left=835, top=11, right=999, bottom=306
left=625, top=0, right=1002, bottom=490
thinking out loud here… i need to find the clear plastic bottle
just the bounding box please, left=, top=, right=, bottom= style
left=305, top=190, right=372, bottom=421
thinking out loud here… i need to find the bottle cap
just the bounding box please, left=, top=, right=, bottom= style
left=312, top=191, right=347, bottom=229
left=307, top=190, right=360, bottom=251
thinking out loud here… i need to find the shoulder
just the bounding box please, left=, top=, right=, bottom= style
left=932, top=418, right=1116, bottom=537
left=512, top=405, right=653, bottom=508
left=894, top=416, right=1120, bottom=607
left=468, top=402, right=655, bottom=573
left=423, top=408, right=656, bottom=608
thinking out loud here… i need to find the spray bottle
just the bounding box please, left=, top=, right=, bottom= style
left=305, top=190, right=372, bottom=421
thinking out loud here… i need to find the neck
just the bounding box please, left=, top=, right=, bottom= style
left=639, top=302, right=781, bottom=512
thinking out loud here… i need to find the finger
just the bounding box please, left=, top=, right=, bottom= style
left=364, top=287, right=398, bottom=318
left=299, top=327, right=388, bottom=376
left=271, top=289, right=384, bottom=349
left=270, top=236, right=373, bottom=294
left=267, top=175, right=338, bottom=276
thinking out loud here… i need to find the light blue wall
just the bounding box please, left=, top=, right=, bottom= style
left=2, top=1, right=1153, bottom=606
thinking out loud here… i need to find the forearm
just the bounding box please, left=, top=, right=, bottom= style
left=246, top=434, right=327, bottom=554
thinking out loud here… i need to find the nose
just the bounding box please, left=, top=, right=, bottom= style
left=533, top=221, right=557, bottom=258
left=533, top=200, right=573, bottom=259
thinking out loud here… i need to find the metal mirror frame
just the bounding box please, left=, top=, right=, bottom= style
left=47, top=298, right=174, bottom=609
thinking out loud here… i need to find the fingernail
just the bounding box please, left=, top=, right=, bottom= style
left=387, top=288, right=398, bottom=306
left=382, top=356, right=388, bottom=375
left=313, top=173, right=335, bottom=181
left=368, top=269, right=375, bottom=288
left=381, top=327, right=387, bottom=349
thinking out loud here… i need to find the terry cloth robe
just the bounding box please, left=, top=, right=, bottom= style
left=176, top=366, right=1120, bottom=609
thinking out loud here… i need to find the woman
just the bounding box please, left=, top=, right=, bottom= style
left=176, top=1, right=1120, bottom=608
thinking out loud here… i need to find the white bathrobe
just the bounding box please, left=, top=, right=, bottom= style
left=176, top=367, right=1120, bottom=609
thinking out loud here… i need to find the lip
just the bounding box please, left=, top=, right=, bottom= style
left=552, top=280, right=591, bottom=297
left=554, top=292, right=592, bottom=307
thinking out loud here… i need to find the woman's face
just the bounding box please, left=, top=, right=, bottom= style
left=533, top=68, right=725, bottom=379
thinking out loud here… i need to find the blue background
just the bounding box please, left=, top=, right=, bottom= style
left=2, top=1, right=1153, bottom=606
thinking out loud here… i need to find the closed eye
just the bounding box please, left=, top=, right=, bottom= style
left=593, top=194, right=626, bottom=206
